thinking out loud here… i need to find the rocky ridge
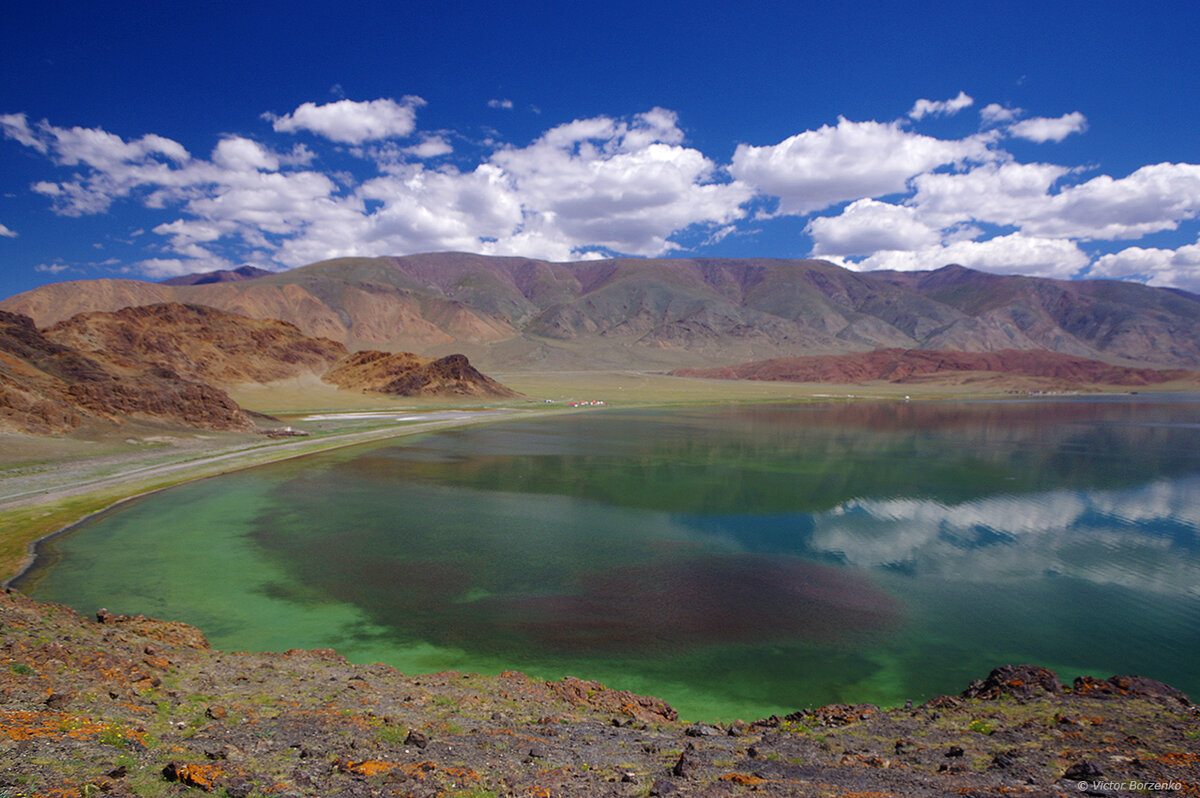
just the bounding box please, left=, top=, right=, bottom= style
left=671, top=348, right=1200, bottom=389
left=0, top=303, right=518, bottom=435
left=323, top=350, right=522, bottom=398
left=45, top=303, right=349, bottom=386
left=0, top=591, right=1196, bottom=797
left=0, top=310, right=254, bottom=434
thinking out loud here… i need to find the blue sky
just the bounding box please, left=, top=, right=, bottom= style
left=2, top=1, right=1200, bottom=299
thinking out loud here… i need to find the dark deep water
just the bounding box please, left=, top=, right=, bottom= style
left=25, top=396, right=1200, bottom=720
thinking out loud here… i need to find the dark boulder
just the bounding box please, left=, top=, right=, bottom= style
left=963, top=665, right=1063, bottom=701
left=1073, top=674, right=1192, bottom=706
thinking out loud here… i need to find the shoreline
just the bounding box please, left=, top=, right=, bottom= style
left=0, top=406, right=555, bottom=587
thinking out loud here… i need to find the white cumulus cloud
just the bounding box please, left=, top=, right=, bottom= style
left=908, top=91, right=974, bottom=120
left=405, top=135, right=453, bottom=158
left=486, top=109, right=750, bottom=255
left=729, top=117, right=994, bottom=215
left=1, top=113, right=49, bottom=153
left=270, top=97, right=425, bottom=144
left=7, top=97, right=1200, bottom=291
left=909, top=162, right=1073, bottom=229
left=843, top=233, right=1089, bottom=279
left=1091, top=240, right=1200, bottom=292
left=980, top=103, right=1021, bottom=125
left=1009, top=111, right=1088, bottom=143
left=212, top=137, right=279, bottom=172
left=908, top=161, right=1200, bottom=241
left=135, top=257, right=230, bottom=279
left=807, top=199, right=940, bottom=256
left=1030, top=162, right=1200, bottom=239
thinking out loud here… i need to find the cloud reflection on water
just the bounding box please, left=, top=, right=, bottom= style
left=810, top=477, right=1200, bottom=597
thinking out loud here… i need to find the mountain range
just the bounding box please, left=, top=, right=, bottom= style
left=4, top=253, right=1199, bottom=370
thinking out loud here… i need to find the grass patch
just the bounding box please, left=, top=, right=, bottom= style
left=372, top=721, right=409, bottom=744
left=98, top=725, right=132, bottom=749
left=968, top=719, right=996, bottom=735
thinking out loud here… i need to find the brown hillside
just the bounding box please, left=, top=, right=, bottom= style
left=45, top=303, right=349, bottom=386
left=323, top=350, right=521, bottom=398
left=672, top=348, right=1200, bottom=387
left=0, top=310, right=253, bottom=434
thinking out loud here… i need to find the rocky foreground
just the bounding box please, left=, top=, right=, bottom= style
left=1, top=591, right=1196, bottom=797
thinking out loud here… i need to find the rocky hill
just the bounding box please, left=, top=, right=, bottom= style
left=4, top=254, right=1199, bottom=370
left=323, top=350, right=521, bottom=398
left=673, top=348, right=1200, bottom=390
left=0, top=590, right=1195, bottom=796
left=45, top=303, right=349, bottom=386
left=0, top=310, right=253, bottom=435
left=0, top=303, right=518, bottom=435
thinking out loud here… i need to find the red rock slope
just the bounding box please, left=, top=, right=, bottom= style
left=672, top=348, right=1200, bottom=387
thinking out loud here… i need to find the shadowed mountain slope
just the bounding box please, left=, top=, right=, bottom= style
left=4, top=254, right=1199, bottom=369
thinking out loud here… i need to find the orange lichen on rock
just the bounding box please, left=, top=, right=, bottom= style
left=440, top=764, right=481, bottom=782
left=336, top=759, right=399, bottom=777
left=162, top=761, right=225, bottom=791
left=334, top=759, right=479, bottom=783
left=0, top=710, right=112, bottom=741
left=1155, top=752, right=1199, bottom=765
left=31, top=785, right=87, bottom=798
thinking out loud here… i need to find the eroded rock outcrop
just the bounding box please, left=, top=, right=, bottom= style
left=322, top=349, right=520, bottom=398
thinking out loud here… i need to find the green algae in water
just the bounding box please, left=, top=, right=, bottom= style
left=25, top=398, right=1200, bottom=720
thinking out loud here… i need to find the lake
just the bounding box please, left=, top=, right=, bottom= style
left=22, top=396, right=1200, bottom=720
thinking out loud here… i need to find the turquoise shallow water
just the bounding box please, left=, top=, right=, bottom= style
left=23, top=397, right=1200, bottom=720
